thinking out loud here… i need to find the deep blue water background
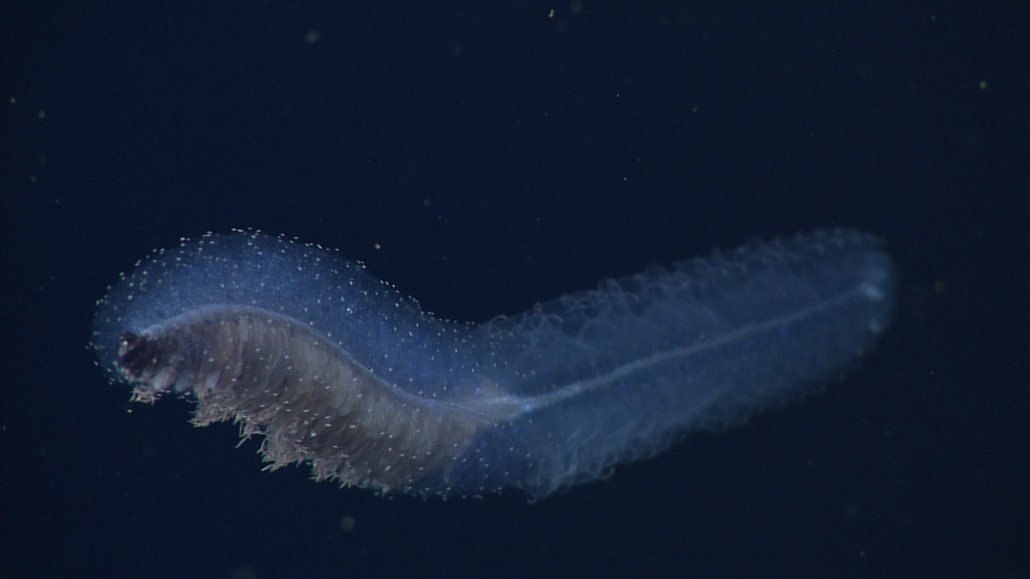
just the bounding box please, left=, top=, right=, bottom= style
left=2, top=2, right=1026, bottom=578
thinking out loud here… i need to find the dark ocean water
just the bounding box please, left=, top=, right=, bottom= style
left=2, top=2, right=1026, bottom=578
